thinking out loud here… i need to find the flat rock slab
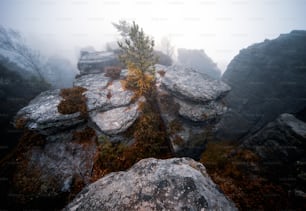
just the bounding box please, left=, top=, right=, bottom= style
left=65, top=158, right=237, bottom=211
left=91, top=100, right=141, bottom=135
left=14, top=89, right=83, bottom=135
left=162, top=65, right=230, bottom=103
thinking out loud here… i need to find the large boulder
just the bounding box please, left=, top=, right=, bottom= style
left=217, top=30, right=306, bottom=141
left=177, top=48, right=221, bottom=79
left=77, top=51, right=120, bottom=75
left=156, top=65, right=230, bottom=159
left=65, top=158, right=237, bottom=211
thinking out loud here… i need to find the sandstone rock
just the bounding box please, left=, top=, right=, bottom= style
left=74, top=74, right=134, bottom=112
left=77, top=51, right=120, bottom=75
left=13, top=127, right=97, bottom=207
left=162, top=65, right=230, bottom=103
left=218, top=30, right=306, bottom=141
left=91, top=99, right=143, bottom=135
left=156, top=65, right=230, bottom=159
left=176, top=98, right=228, bottom=122
left=14, top=89, right=84, bottom=135
left=65, top=158, right=237, bottom=211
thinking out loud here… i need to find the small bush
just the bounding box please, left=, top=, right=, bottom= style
left=104, top=66, right=122, bottom=80
left=57, top=86, right=88, bottom=118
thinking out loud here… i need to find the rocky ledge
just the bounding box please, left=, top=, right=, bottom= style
left=156, top=65, right=230, bottom=159
left=65, top=158, right=237, bottom=211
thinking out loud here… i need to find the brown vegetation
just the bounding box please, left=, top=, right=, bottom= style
left=200, top=141, right=289, bottom=210
left=104, top=66, right=122, bottom=80
left=57, top=86, right=88, bottom=118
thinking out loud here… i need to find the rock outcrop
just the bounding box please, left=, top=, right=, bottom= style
left=77, top=51, right=120, bottom=75
left=156, top=65, right=230, bottom=159
left=241, top=113, right=306, bottom=197
left=11, top=67, right=141, bottom=207
left=177, top=48, right=221, bottom=79
left=242, top=113, right=306, bottom=164
left=217, top=30, right=306, bottom=141
left=65, top=158, right=237, bottom=211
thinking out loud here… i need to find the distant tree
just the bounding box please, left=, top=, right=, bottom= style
left=113, top=21, right=157, bottom=74
left=0, top=26, right=45, bottom=81
left=160, top=36, right=174, bottom=58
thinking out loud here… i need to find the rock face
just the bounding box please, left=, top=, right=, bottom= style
left=77, top=51, right=120, bottom=75
left=177, top=48, right=221, bottom=79
left=217, top=30, right=306, bottom=141
left=156, top=65, right=230, bottom=159
left=65, top=158, right=237, bottom=211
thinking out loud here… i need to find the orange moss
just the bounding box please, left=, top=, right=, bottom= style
left=57, top=86, right=88, bottom=118
left=15, top=117, right=27, bottom=129
left=157, top=70, right=165, bottom=77
left=104, top=66, right=122, bottom=80
left=122, top=66, right=155, bottom=99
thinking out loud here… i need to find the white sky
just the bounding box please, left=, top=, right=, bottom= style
left=1, top=0, right=306, bottom=72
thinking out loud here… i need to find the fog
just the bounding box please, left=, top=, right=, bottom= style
left=1, top=0, right=306, bottom=72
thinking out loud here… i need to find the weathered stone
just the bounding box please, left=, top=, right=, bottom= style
left=91, top=99, right=143, bottom=135
left=74, top=74, right=134, bottom=112
left=162, top=65, right=230, bottom=103
left=77, top=51, right=120, bottom=75
left=13, top=128, right=97, bottom=206
left=65, top=158, right=237, bottom=211
left=156, top=65, right=230, bottom=159
left=14, top=89, right=84, bottom=135
left=175, top=98, right=228, bottom=122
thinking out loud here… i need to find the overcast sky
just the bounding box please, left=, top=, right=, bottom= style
left=1, top=0, right=306, bottom=72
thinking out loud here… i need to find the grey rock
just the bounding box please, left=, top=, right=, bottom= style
left=77, top=51, right=120, bottom=75
left=242, top=113, right=306, bottom=163
left=13, top=128, right=97, bottom=203
left=14, top=89, right=84, bottom=135
left=162, top=65, right=230, bottom=103
left=176, top=98, right=227, bottom=122
left=91, top=99, right=142, bottom=135
left=218, top=30, right=306, bottom=141
left=156, top=65, right=230, bottom=159
left=74, top=74, right=134, bottom=112
left=65, top=158, right=237, bottom=211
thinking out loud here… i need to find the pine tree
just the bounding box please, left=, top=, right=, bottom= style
left=113, top=21, right=157, bottom=75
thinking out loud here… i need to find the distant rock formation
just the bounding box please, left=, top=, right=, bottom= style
left=217, top=30, right=306, bottom=140
left=65, top=158, right=237, bottom=211
left=156, top=65, right=230, bottom=159
left=77, top=51, right=120, bottom=75
left=177, top=48, right=221, bottom=79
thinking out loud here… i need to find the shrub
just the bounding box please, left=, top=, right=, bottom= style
left=57, top=86, right=87, bottom=118
left=104, top=66, right=122, bottom=80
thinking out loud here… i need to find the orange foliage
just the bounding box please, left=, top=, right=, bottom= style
left=57, top=86, right=88, bottom=118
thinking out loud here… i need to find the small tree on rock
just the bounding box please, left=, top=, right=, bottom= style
left=113, top=21, right=157, bottom=75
